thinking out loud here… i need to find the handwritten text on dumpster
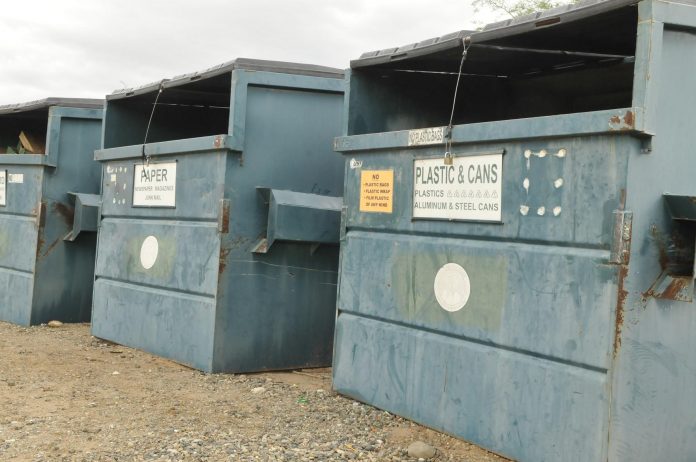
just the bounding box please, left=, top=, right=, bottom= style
left=133, top=162, right=177, bottom=207
left=413, top=153, right=503, bottom=222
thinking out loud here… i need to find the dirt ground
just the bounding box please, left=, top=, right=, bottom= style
left=0, top=322, right=509, bottom=462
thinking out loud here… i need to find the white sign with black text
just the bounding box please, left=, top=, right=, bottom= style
left=413, top=153, right=503, bottom=222
left=0, top=170, right=6, bottom=207
left=133, top=162, right=177, bottom=207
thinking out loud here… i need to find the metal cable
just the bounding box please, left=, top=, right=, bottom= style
left=444, top=37, right=471, bottom=162
left=141, top=81, right=165, bottom=165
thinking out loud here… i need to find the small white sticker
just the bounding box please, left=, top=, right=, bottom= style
left=133, top=161, right=176, bottom=207
left=8, top=173, right=23, bottom=184
left=110, top=174, right=117, bottom=182
left=349, top=158, right=363, bottom=169
left=408, top=127, right=445, bottom=146
left=0, top=171, right=6, bottom=207
left=140, top=235, right=159, bottom=269
left=433, top=263, right=471, bottom=312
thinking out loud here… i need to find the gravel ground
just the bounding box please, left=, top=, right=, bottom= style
left=0, top=322, right=509, bottom=462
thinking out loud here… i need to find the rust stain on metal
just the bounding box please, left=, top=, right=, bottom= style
left=614, top=265, right=628, bottom=357
left=218, top=247, right=230, bottom=275
left=660, top=277, right=689, bottom=300
left=52, top=202, right=75, bottom=226
left=35, top=201, right=47, bottom=257
left=41, top=238, right=61, bottom=258
left=220, top=202, right=230, bottom=234
left=609, top=110, right=635, bottom=131
left=650, top=225, right=669, bottom=270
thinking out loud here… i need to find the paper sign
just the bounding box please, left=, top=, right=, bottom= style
left=133, top=162, right=177, bottom=207
left=413, top=153, right=503, bottom=222
left=360, top=170, right=393, bottom=213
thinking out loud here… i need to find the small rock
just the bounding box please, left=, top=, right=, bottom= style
left=47, top=320, right=63, bottom=328
left=251, top=387, right=266, bottom=394
left=407, top=441, right=436, bottom=460
left=112, top=371, right=120, bottom=375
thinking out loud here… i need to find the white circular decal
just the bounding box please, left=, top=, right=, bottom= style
left=433, top=263, right=471, bottom=312
left=140, top=235, right=159, bottom=270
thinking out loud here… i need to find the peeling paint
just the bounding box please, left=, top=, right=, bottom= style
left=609, top=110, right=635, bottom=131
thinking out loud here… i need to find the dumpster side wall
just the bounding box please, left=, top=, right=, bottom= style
left=212, top=84, right=344, bottom=373
left=0, top=165, right=43, bottom=325
left=608, top=25, right=696, bottom=462
left=32, top=113, right=102, bottom=324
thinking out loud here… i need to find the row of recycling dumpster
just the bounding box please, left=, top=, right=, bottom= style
left=1, top=0, right=695, bottom=460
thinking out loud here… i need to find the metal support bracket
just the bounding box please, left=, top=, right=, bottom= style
left=63, top=192, right=100, bottom=242
left=252, top=188, right=342, bottom=254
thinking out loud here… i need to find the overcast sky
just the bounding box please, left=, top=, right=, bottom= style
left=0, top=1, right=503, bottom=105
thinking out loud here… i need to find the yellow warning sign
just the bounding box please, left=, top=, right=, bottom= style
left=360, top=170, right=393, bottom=213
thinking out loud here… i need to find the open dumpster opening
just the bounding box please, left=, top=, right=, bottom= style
left=0, top=109, right=48, bottom=154
left=348, top=1, right=638, bottom=135
left=103, top=73, right=231, bottom=148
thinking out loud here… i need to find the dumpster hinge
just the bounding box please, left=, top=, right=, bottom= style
left=609, top=210, right=633, bottom=265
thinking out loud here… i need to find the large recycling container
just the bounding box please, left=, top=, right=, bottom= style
left=92, top=59, right=345, bottom=373
left=0, top=98, right=103, bottom=326
left=332, top=0, right=696, bottom=461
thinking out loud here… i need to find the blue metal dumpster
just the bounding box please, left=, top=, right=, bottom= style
left=91, top=59, right=344, bottom=373
left=332, top=1, right=696, bottom=460
left=0, top=98, right=103, bottom=326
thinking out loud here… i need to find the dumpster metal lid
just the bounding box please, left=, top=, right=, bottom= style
left=0, top=98, right=104, bottom=115
left=108, top=58, right=344, bottom=100
left=351, top=0, right=643, bottom=69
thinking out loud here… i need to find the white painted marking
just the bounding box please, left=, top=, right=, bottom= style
left=556, top=148, right=567, bottom=158
left=520, top=205, right=529, bottom=216
left=8, top=173, right=23, bottom=184
left=349, top=158, right=363, bottom=169
left=538, top=149, right=547, bottom=158
left=434, top=263, right=471, bottom=312
left=523, top=150, right=532, bottom=159
left=553, top=206, right=562, bottom=216
left=112, top=198, right=116, bottom=204
left=0, top=171, right=5, bottom=207
left=523, top=178, right=530, bottom=192
left=554, top=178, right=564, bottom=189
left=140, top=236, right=159, bottom=270
left=110, top=174, right=117, bottom=182
left=537, top=206, right=546, bottom=216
